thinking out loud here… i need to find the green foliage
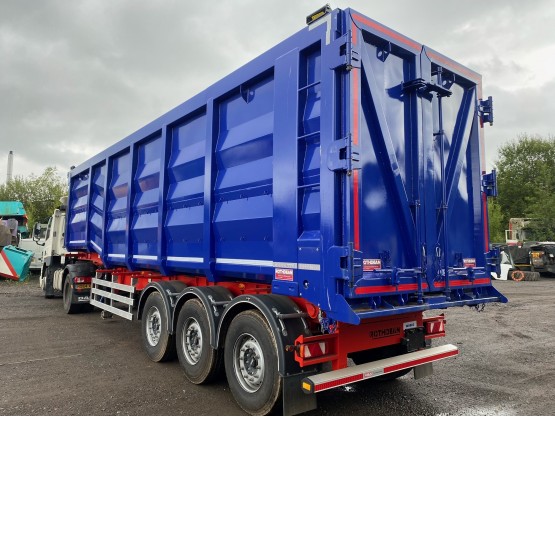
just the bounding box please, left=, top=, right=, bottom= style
left=0, top=167, right=67, bottom=230
left=524, top=194, right=555, bottom=241
left=495, top=134, right=555, bottom=241
left=487, top=199, right=505, bottom=243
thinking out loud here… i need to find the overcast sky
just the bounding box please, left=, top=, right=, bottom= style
left=1, top=0, right=554, bottom=181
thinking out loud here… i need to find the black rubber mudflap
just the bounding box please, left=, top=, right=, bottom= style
left=282, top=373, right=318, bottom=416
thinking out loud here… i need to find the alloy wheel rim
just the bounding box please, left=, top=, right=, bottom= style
left=233, top=333, right=265, bottom=393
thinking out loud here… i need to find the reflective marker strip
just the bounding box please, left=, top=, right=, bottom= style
left=216, top=259, right=321, bottom=271
left=108, top=253, right=125, bottom=258
left=133, top=255, right=157, bottom=260
left=216, top=258, right=273, bottom=267
left=298, top=263, right=321, bottom=271
left=426, top=50, right=481, bottom=82
left=355, top=283, right=428, bottom=295
left=352, top=13, right=422, bottom=52
left=91, top=240, right=102, bottom=253
left=433, top=278, right=491, bottom=288
left=167, top=256, right=204, bottom=263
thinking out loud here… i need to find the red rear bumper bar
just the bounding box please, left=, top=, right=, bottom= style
left=301, top=344, right=458, bottom=394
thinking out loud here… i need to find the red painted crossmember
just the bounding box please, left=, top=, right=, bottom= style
left=301, top=344, right=459, bottom=394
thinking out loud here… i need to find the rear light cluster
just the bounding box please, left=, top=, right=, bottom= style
left=293, top=333, right=339, bottom=367
left=423, top=315, right=446, bottom=338
left=73, top=276, right=92, bottom=284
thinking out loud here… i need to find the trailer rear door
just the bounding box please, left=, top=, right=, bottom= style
left=338, top=10, right=503, bottom=322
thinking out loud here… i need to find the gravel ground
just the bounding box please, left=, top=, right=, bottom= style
left=1, top=274, right=554, bottom=416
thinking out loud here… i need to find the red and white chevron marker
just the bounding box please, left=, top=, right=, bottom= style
left=0, top=249, right=19, bottom=280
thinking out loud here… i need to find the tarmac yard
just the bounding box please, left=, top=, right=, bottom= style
left=1, top=275, right=554, bottom=416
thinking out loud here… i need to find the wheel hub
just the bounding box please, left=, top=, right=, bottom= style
left=183, top=318, right=203, bottom=365
left=146, top=307, right=161, bottom=347
left=234, top=335, right=265, bottom=393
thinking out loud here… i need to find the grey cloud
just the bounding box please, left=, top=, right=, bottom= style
left=1, top=0, right=554, bottom=177
left=487, top=79, right=555, bottom=166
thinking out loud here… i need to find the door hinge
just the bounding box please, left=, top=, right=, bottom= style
left=330, top=30, right=360, bottom=71
left=327, top=133, right=360, bottom=172
left=479, top=96, right=494, bottom=126
left=482, top=169, right=497, bottom=197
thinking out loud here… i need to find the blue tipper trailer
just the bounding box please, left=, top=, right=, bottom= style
left=61, top=5, right=506, bottom=415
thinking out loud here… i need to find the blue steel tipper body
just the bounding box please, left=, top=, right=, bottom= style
left=66, top=7, right=505, bottom=325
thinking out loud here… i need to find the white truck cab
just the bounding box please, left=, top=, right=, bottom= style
left=38, top=199, right=68, bottom=296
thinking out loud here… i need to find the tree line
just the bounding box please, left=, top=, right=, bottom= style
left=488, top=135, right=555, bottom=243
left=0, top=167, right=68, bottom=231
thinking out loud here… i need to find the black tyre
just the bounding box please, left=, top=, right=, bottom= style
left=350, top=345, right=412, bottom=382
left=43, top=265, right=59, bottom=298
left=176, top=299, right=222, bottom=384
left=224, top=310, right=281, bottom=416
left=141, top=292, right=176, bottom=362
left=63, top=274, right=82, bottom=314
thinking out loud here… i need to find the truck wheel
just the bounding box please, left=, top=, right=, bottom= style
left=43, top=265, right=59, bottom=298
left=63, top=274, right=82, bottom=314
left=176, top=299, right=222, bottom=384
left=141, top=292, right=176, bottom=362
left=224, top=310, right=281, bottom=416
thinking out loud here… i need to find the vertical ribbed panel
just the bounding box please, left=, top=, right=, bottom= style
left=166, top=111, right=207, bottom=268
left=89, top=163, right=106, bottom=254
left=298, top=46, right=322, bottom=241
left=67, top=171, right=89, bottom=247
left=131, top=135, right=162, bottom=262
left=213, top=72, right=274, bottom=271
left=106, top=151, right=130, bottom=259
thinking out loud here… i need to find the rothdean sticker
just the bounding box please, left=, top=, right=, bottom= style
left=463, top=258, right=476, bottom=268
left=275, top=268, right=294, bottom=281
left=363, top=259, right=382, bottom=271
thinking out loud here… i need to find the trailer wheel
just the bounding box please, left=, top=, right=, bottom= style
left=176, top=299, right=222, bottom=384
left=63, top=274, right=81, bottom=314
left=511, top=270, right=525, bottom=282
left=141, top=292, right=176, bottom=362
left=224, top=310, right=281, bottom=415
